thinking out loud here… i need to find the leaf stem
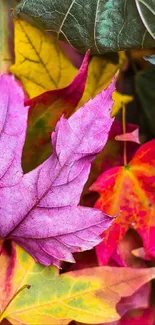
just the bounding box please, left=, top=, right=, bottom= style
left=0, top=284, right=31, bottom=320
left=122, top=103, right=127, bottom=166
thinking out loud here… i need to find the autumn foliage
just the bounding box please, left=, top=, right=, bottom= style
left=0, top=1, right=155, bottom=325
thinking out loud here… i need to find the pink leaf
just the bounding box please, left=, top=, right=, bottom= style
left=0, top=74, right=115, bottom=266
left=115, top=128, right=140, bottom=144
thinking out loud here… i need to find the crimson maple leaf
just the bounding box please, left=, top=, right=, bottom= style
left=91, top=140, right=155, bottom=265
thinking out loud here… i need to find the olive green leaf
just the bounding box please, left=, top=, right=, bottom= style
left=13, top=0, right=154, bottom=55
left=136, top=64, right=155, bottom=137
left=135, top=0, right=155, bottom=40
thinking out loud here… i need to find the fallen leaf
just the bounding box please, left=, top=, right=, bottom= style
left=25, top=52, right=126, bottom=172
left=1, top=243, right=155, bottom=325
left=90, top=140, right=155, bottom=265
left=10, top=19, right=126, bottom=173
left=10, top=19, right=77, bottom=97
left=115, top=129, right=140, bottom=144
left=0, top=74, right=115, bottom=266
left=13, top=0, right=155, bottom=54
left=22, top=51, right=89, bottom=172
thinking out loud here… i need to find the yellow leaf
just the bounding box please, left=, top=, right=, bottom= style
left=11, top=20, right=127, bottom=109
left=112, top=91, right=134, bottom=117
left=78, top=52, right=126, bottom=107
left=0, top=244, right=117, bottom=325
left=10, top=19, right=77, bottom=97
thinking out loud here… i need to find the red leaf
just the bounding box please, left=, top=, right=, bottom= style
left=81, top=121, right=140, bottom=208
left=23, top=51, right=90, bottom=172
left=90, top=140, right=155, bottom=265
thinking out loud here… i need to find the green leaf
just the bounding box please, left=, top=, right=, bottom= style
left=13, top=0, right=155, bottom=54
left=136, top=64, right=155, bottom=137
left=135, top=0, right=155, bottom=40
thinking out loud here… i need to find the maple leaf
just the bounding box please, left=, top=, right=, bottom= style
left=23, top=51, right=89, bottom=172
left=0, top=74, right=115, bottom=267
left=1, top=243, right=155, bottom=325
left=90, top=140, right=155, bottom=265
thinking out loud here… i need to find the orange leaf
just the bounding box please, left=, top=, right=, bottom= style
left=90, top=140, right=155, bottom=265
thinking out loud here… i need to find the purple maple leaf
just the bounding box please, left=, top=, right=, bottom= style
left=0, top=74, right=115, bottom=267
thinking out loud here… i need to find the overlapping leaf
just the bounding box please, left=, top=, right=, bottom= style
left=81, top=122, right=140, bottom=207
left=11, top=19, right=127, bottom=173
left=11, top=19, right=126, bottom=108
left=10, top=19, right=77, bottom=97
left=90, top=140, right=155, bottom=265
left=0, top=74, right=115, bottom=266
left=13, top=0, right=155, bottom=54
left=78, top=53, right=126, bottom=109
left=1, top=243, right=155, bottom=325
left=22, top=51, right=89, bottom=171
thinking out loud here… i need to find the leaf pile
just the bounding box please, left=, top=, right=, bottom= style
left=0, top=2, right=155, bottom=325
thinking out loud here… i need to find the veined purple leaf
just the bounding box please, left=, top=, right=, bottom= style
left=0, top=74, right=115, bottom=267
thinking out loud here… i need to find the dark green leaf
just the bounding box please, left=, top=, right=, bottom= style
left=135, top=0, right=155, bottom=40
left=13, top=0, right=154, bottom=54
left=136, top=64, right=155, bottom=137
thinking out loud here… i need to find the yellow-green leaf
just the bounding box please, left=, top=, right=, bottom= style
left=10, top=19, right=77, bottom=97
left=1, top=244, right=155, bottom=325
